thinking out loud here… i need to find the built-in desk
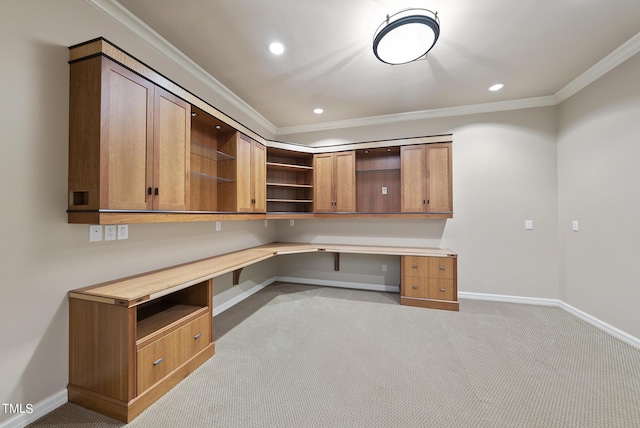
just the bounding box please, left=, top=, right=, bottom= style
left=68, top=242, right=457, bottom=422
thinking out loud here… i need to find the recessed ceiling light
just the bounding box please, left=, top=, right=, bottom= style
left=489, top=83, right=504, bottom=92
left=268, top=42, right=285, bottom=55
left=313, top=108, right=324, bottom=114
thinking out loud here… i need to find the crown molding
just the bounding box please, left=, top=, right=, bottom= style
left=554, top=30, right=640, bottom=103
left=276, top=96, right=557, bottom=136
left=87, top=0, right=640, bottom=139
left=85, top=0, right=277, bottom=136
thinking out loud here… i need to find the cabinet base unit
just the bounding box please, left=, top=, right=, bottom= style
left=68, top=279, right=214, bottom=422
left=400, top=255, right=459, bottom=312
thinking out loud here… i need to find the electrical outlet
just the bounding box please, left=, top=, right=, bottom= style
left=117, top=224, right=128, bottom=240
left=382, top=264, right=387, bottom=272
left=264, top=220, right=268, bottom=227
left=89, top=225, right=102, bottom=242
left=525, top=220, right=533, bottom=230
left=290, top=219, right=295, bottom=226
left=104, top=225, right=116, bottom=241
left=215, top=221, right=221, bottom=232
left=381, top=186, right=388, bottom=195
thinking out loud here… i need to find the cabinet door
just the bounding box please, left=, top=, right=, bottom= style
left=426, top=143, right=452, bottom=213
left=153, top=88, right=190, bottom=211
left=235, top=134, right=253, bottom=212
left=251, top=142, right=266, bottom=212
left=400, top=145, right=427, bottom=212
left=334, top=151, right=356, bottom=212
left=313, top=153, right=335, bottom=212
left=102, top=60, right=155, bottom=210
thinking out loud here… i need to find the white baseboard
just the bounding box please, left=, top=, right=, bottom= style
left=213, top=277, right=277, bottom=315
left=459, top=291, right=559, bottom=306
left=460, top=291, right=640, bottom=350
left=0, top=389, right=67, bottom=428
left=558, top=300, right=640, bottom=350
left=275, top=276, right=400, bottom=293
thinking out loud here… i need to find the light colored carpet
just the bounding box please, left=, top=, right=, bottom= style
left=30, top=283, right=640, bottom=427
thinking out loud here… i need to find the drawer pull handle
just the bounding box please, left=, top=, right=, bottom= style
left=194, top=333, right=202, bottom=340
left=439, top=266, right=446, bottom=270
left=412, top=265, right=418, bottom=269
left=440, top=288, right=446, bottom=292
left=412, top=286, right=418, bottom=289
left=153, top=358, right=164, bottom=366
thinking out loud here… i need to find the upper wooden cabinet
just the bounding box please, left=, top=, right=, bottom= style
left=314, top=151, right=356, bottom=212
left=401, top=143, right=452, bottom=214
left=218, top=133, right=266, bottom=213
left=68, top=56, right=190, bottom=212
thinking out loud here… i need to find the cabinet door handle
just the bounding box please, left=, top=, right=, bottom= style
left=194, top=333, right=202, bottom=340
left=423, top=199, right=426, bottom=205
left=439, top=266, right=446, bottom=270
left=440, top=288, right=446, bottom=292
left=148, top=187, right=152, bottom=196
left=153, top=358, right=164, bottom=366
left=154, top=187, right=159, bottom=196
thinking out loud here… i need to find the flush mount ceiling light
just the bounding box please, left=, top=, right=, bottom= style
left=373, top=8, right=440, bottom=65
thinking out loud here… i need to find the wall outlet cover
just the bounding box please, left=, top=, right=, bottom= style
left=89, top=225, right=102, bottom=242
left=117, top=224, right=129, bottom=240
left=104, top=225, right=116, bottom=241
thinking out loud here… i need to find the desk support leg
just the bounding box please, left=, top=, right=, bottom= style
left=233, top=268, right=243, bottom=285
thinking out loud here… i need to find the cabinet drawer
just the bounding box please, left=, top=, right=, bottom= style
left=403, top=256, right=454, bottom=279
left=403, top=277, right=455, bottom=301
left=137, top=314, right=211, bottom=393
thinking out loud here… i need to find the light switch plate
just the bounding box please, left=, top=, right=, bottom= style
left=572, top=220, right=579, bottom=231
left=117, top=224, right=128, bottom=240
left=89, top=225, right=102, bottom=242
left=215, top=221, right=221, bottom=232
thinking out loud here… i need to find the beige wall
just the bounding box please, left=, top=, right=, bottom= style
left=0, top=1, right=276, bottom=422
left=278, top=107, right=560, bottom=299
left=557, top=51, right=640, bottom=339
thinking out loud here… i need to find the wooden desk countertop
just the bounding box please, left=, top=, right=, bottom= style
left=69, top=242, right=456, bottom=306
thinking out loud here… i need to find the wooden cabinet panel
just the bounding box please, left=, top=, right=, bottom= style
left=217, top=132, right=266, bottom=212
left=137, top=313, right=210, bottom=393
left=427, top=144, right=453, bottom=213
left=401, top=255, right=458, bottom=311
left=154, top=88, right=190, bottom=211
left=69, top=279, right=213, bottom=422
left=403, top=277, right=455, bottom=301
left=69, top=56, right=190, bottom=212
left=401, top=143, right=452, bottom=214
left=314, top=153, right=334, bottom=212
left=403, top=256, right=454, bottom=279
left=400, top=145, right=426, bottom=212
left=103, top=60, right=155, bottom=210
left=313, top=151, right=355, bottom=212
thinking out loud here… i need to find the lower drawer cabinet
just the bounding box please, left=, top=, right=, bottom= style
left=403, top=276, right=454, bottom=301
left=137, top=314, right=211, bottom=393
left=400, top=255, right=459, bottom=311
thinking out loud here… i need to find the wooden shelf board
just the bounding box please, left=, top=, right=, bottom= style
left=266, top=199, right=313, bottom=203
left=266, top=182, right=313, bottom=189
left=137, top=304, right=207, bottom=345
left=266, top=162, right=313, bottom=172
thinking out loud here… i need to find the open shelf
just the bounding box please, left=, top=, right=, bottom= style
left=356, top=147, right=401, bottom=213
left=136, top=304, right=206, bottom=344
left=191, top=142, right=235, bottom=161
left=266, top=147, right=314, bottom=213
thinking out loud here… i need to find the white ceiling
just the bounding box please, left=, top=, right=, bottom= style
left=113, top=0, right=640, bottom=134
